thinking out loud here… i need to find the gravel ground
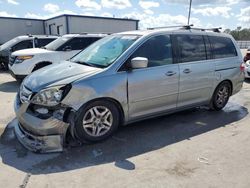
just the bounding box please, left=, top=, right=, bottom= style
left=0, top=71, right=250, bottom=188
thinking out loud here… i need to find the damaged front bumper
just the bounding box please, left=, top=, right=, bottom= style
left=14, top=94, right=71, bottom=153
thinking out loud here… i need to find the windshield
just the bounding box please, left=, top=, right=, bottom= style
left=0, top=37, right=20, bottom=50
left=45, top=36, right=71, bottom=51
left=70, top=35, right=139, bottom=68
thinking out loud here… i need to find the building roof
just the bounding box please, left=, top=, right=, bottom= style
left=0, top=14, right=139, bottom=23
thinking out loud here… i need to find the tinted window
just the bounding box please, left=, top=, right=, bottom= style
left=130, top=35, right=173, bottom=67
left=59, top=37, right=101, bottom=51
left=176, top=35, right=206, bottom=63
left=36, top=38, right=56, bottom=48
left=12, top=40, right=33, bottom=51
left=209, top=36, right=237, bottom=59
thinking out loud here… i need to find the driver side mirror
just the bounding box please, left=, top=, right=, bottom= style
left=130, top=57, right=148, bottom=69
left=63, top=46, right=72, bottom=51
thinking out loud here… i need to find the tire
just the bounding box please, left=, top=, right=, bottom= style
left=74, top=100, right=120, bottom=143
left=209, top=81, right=231, bottom=111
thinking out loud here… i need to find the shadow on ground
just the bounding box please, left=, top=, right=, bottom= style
left=0, top=80, right=19, bottom=93
left=0, top=101, right=248, bottom=175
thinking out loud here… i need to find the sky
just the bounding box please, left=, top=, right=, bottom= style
left=0, top=0, right=249, bottom=30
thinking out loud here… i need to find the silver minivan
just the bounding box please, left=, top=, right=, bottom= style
left=14, top=27, right=245, bottom=152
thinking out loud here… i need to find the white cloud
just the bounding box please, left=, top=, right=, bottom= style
left=43, top=3, right=60, bottom=13
left=237, top=6, right=250, bottom=26
left=101, top=12, right=113, bottom=17
left=25, top=10, right=77, bottom=20
left=123, top=12, right=201, bottom=29
left=75, top=0, right=101, bottom=10
left=7, top=0, right=19, bottom=5
left=192, top=6, right=232, bottom=18
left=0, top=11, right=17, bottom=17
left=139, top=1, right=159, bottom=9
left=144, top=9, right=154, bottom=15
left=101, top=0, right=132, bottom=9
left=139, top=1, right=159, bottom=15
left=163, top=0, right=241, bottom=6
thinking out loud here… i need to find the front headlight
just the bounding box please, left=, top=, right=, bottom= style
left=31, top=85, right=70, bottom=106
left=15, top=55, right=33, bottom=64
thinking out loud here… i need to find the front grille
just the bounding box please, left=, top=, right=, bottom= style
left=9, top=55, right=16, bottom=66
left=20, top=85, right=33, bottom=103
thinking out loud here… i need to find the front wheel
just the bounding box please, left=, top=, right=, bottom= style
left=209, top=82, right=231, bottom=111
left=74, top=100, right=120, bottom=143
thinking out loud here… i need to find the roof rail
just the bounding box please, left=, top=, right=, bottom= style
left=184, top=26, right=222, bottom=33
left=147, top=24, right=194, bottom=30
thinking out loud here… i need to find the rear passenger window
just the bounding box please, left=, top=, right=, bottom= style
left=130, top=35, right=173, bottom=67
left=36, top=38, right=55, bottom=48
left=176, top=35, right=206, bottom=63
left=209, top=36, right=237, bottom=59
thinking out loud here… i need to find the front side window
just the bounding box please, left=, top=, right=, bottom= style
left=59, top=37, right=101, bottom=51
left=130, top=35, right=173, bottom=67
left=209, top=36, right=237, bottom=59
left=176, top=35, right=206, bottom=63
left=12, top=40, right=33, bottom=52
left=71, top=35, right=139, bottom=68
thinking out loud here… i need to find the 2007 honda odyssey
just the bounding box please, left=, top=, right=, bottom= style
left=14, top=26, right=245, bottom=152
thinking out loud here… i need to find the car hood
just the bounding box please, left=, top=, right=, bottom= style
left=12, top=48, right=53, bottom=56
left=24, top=61, right=102, bottom=92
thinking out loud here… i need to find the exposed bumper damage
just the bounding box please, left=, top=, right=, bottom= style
left=15, top=123, right=64, bottom=153
left=14, top=93, right=74, bottom=153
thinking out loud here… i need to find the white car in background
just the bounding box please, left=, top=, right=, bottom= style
left=8, top=34, right=106, bottom=80
left=244, top=60, right=250, bottom=79
left=0, top=35, right=58, bottom=70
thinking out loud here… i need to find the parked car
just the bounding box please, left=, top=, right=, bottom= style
left=0, top=35, right=58, bottom=70
left=8, top=34, right=106, bottom=80
left=243, top=47, right=250, bottom=63
left=14, top=27, right=244, bottom=153
left=243, top=60, right=250, bottom=79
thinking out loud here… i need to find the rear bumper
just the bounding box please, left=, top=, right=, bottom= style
left=14, top=95, right=70, bottom=153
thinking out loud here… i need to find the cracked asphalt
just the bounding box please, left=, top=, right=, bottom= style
left=1, top=70, right=250, bottom=188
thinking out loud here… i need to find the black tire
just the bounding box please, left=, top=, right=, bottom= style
left=74, top=100, right=120, bottom=143
left=209, top=81, right=231, bottom=111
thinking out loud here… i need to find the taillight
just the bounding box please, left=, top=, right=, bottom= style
left=240, top=63, right=245, bottom=72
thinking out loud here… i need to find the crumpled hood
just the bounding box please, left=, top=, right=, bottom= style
left=24, top=61, right=102, bottom=92
left=12, top=48, right=53, bottom=56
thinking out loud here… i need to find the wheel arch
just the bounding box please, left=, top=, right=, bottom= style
left=32, top=61, right=53, bottom=72
left=80, top=97, right=125, bottom=126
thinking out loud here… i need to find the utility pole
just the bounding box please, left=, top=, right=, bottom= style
left=188, top=0, right=192, bottom=25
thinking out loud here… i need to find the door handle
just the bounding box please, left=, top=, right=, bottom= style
left=165, top=71, right=176, bottom=76
left=183, top=69, right=191, bottom=74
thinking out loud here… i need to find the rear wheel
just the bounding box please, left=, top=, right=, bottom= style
left=74, top=100, right=120, bottom=143
left=210, top=82, right=231, bottom=111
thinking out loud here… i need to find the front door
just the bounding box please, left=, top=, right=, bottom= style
left=127, top=35, right=179, bottom=119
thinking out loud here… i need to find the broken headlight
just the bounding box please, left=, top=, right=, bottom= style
left=31, top=85, right=71, bottom=107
